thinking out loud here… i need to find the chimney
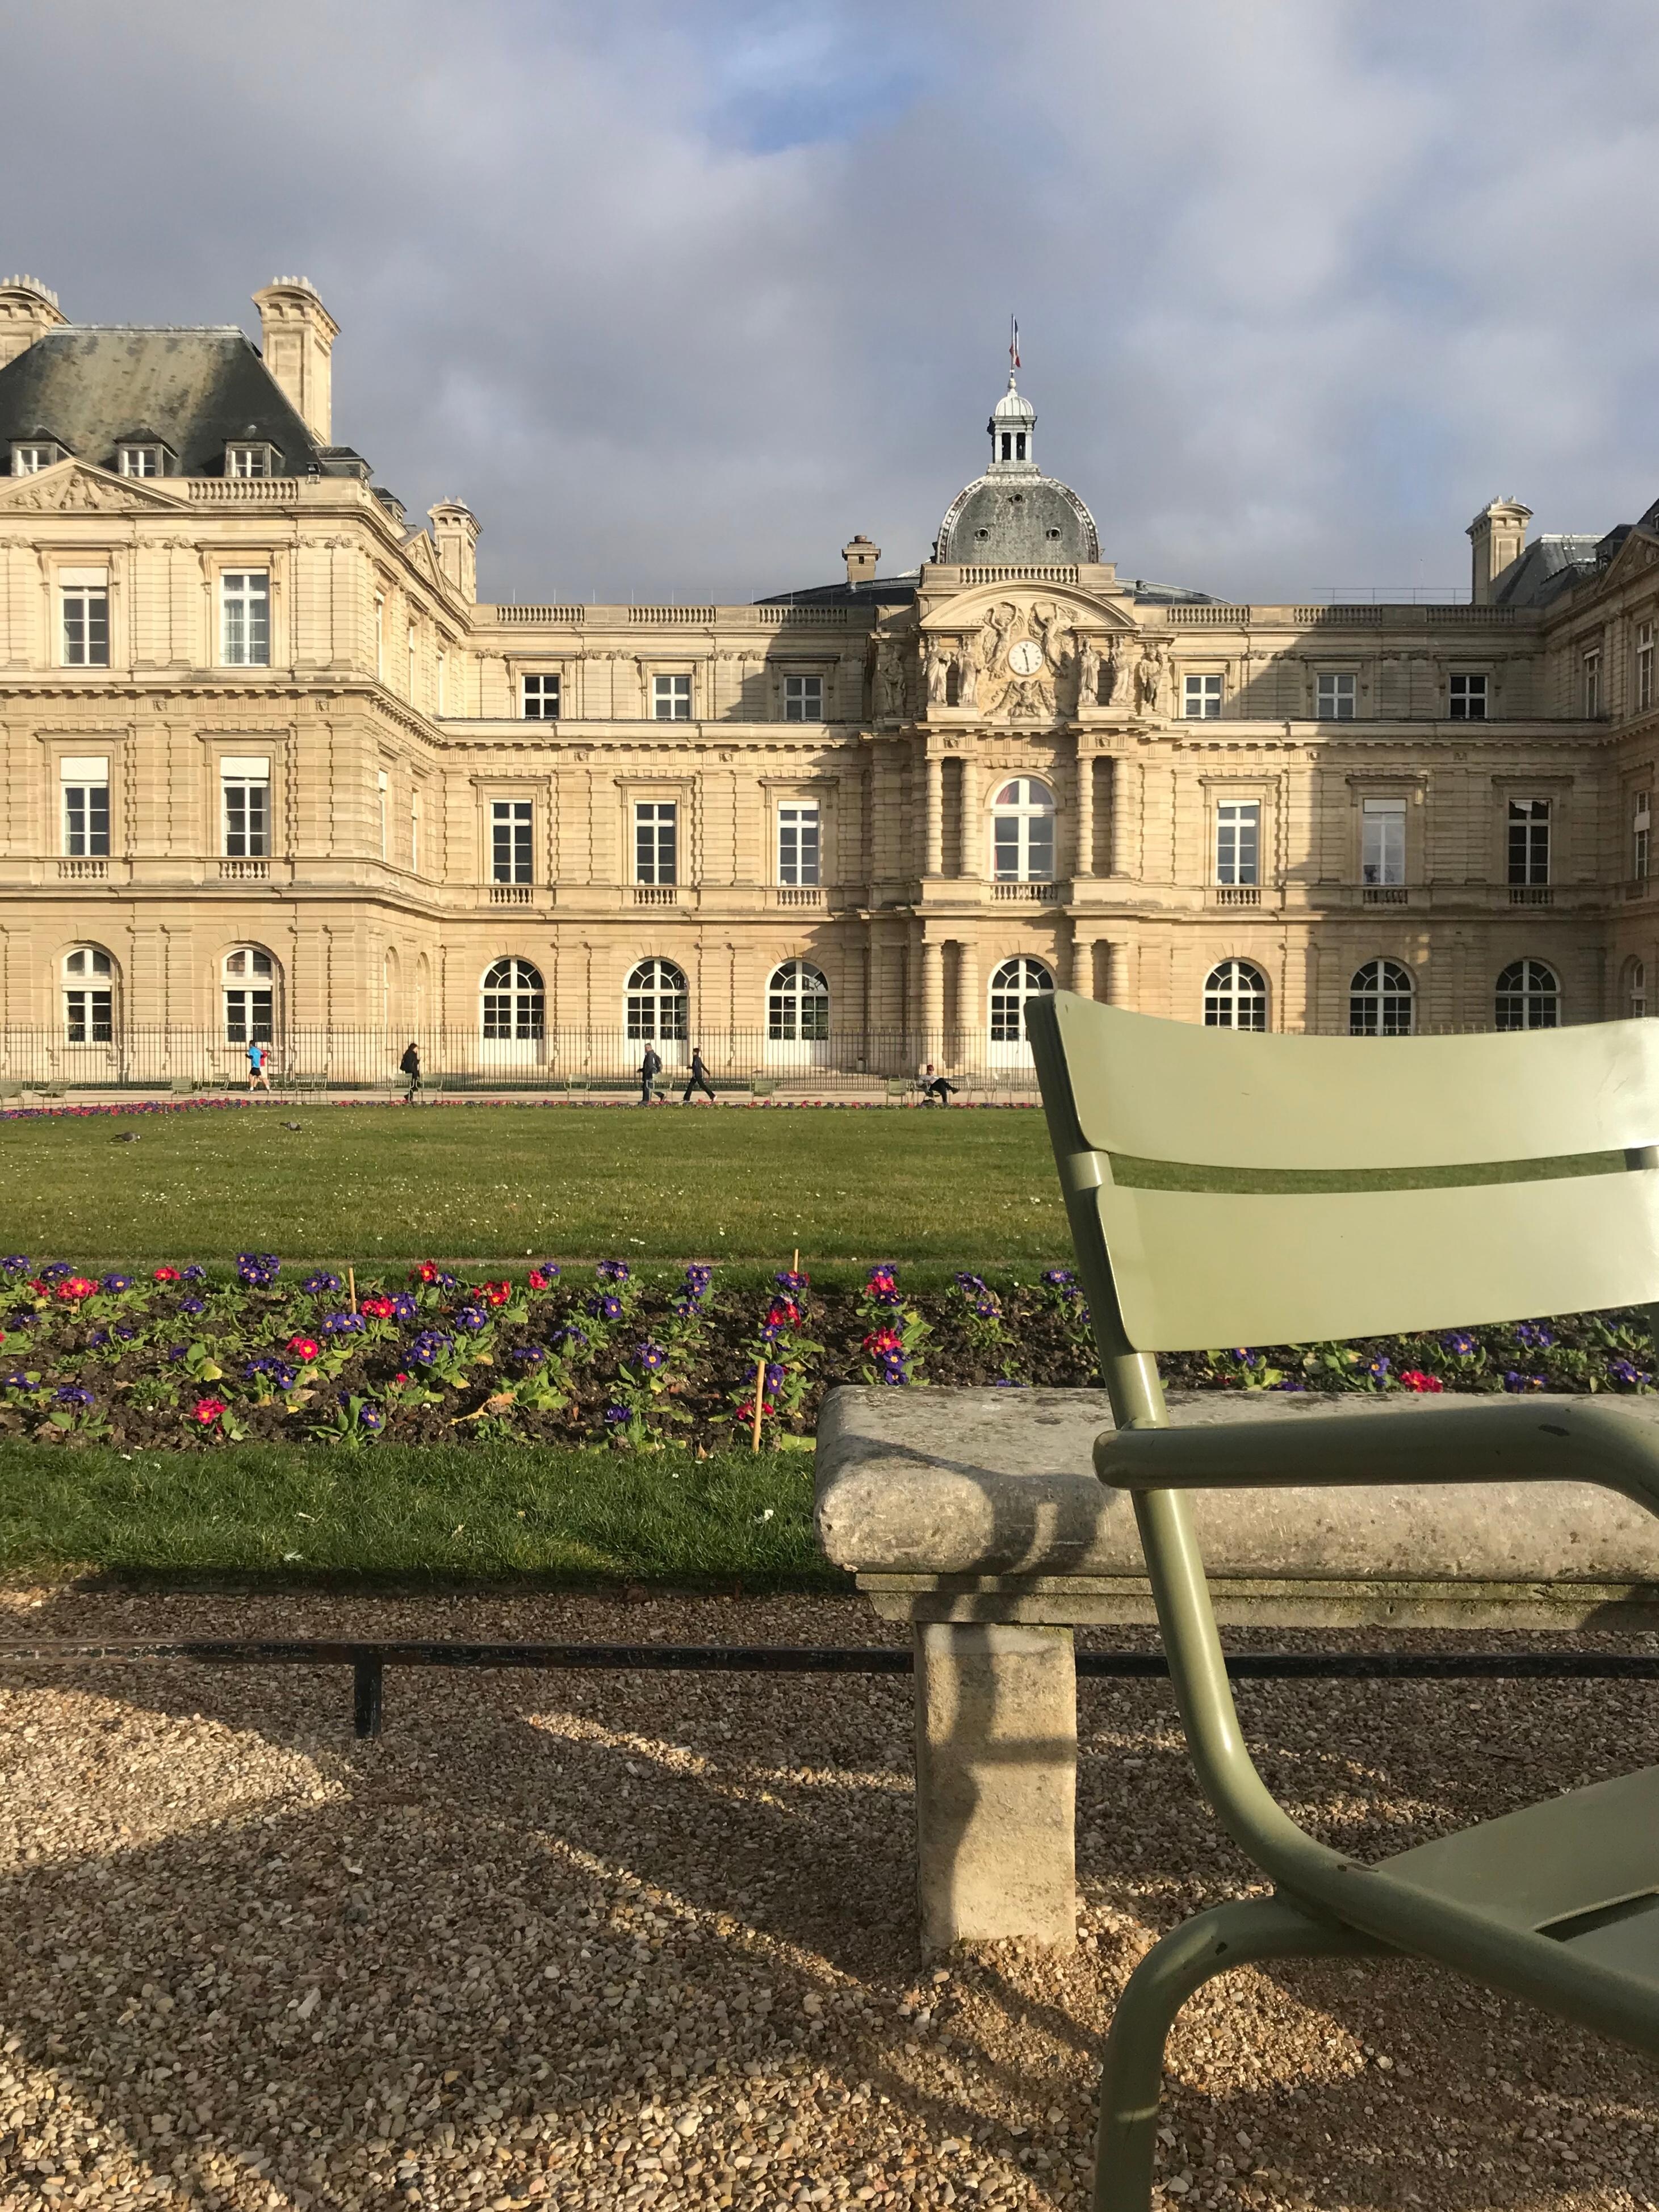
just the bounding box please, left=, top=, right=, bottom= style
left=252, top=276, right=338, bottom=445
left=0, top=276, right=66, bottom=370
left=843, top=534, right=880, bottom=587
left=1467, top=497, right=1531, bottom=606
left=429, top=500, right=480, bottom=602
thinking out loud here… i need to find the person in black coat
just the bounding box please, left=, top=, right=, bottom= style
left=639, top=1045, right=663, bottom=1104
left=399, top=1040, right=422, bottom=1104
left=682, top=1046, right=717, bottom=1105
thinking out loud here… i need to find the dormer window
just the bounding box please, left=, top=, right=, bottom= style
left=226, top=442, right=279, bottom=479
left=117, top=442, right=172, bottom=478
left=12, top=441, right=63, bottom=474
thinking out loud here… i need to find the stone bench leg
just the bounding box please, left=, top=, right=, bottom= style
left=914, top=1621, right=1076, bottom=1952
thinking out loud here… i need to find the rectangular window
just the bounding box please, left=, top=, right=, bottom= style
left=1316, top=672, right=1356, bottom=720
left=1640, top=623, right=1654, bottom=713
left=784, top=673, right=824, bottom=722
left=522, top=673, right=561, bottom=719
left=1361, top=797, right=1406, bottom=887
left=221, top=754, right=271, bottom=858
left=1214, top=799, right=1260, bottom=886
left=1635, top=790, right=1650, bottom=883
left=1507, top=797, right=1551, bottom=886
left=635, top=800, right=678, bottom=885
left=12, top=442, right=61, bottom=474
left=60, top=754, right=110, bottom=858
left=653, top=673, right=692, bottom=721
left=226, top=443, right=273, bottom=479
left=777, top=802, right=820, bottom=886
left=491, top=799, right=533, bottom=885
left=1585, top=651, right=1602, bottom=717
left=1183, top=673, right=1223, bottom=719
left=378, top=769, right=389, bottom=861
left=60, top=569, right=110, bottom=667
left=220, top=571, right=270, bottom=666
left=118, top=445, right=163, bottom=477
left=1448, top=673, right=1488, bottom=720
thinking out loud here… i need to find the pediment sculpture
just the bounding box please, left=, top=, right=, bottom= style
left=0, top=459, right=186, bottom=515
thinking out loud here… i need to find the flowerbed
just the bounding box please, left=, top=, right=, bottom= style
left=0, top=1252, right=1652, bottom=1452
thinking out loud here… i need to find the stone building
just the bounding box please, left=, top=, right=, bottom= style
left=1, top=271, right=1656, bottom=1086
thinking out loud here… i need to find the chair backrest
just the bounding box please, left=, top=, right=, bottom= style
left=1027, top=992, right=1659, bottom=1352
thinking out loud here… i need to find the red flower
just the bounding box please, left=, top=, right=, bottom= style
left=152, top=1265, right=181, bottom=1283
left=394, top=1372, right=410, bottom=1386
left=766, top=1300, right=801, bottom=1330
left=528, top=1268, right=554, bottom=1291
left=287, top=1335, right=320, bottom=1361
left=862, top=1326, right=904, bottom=1358
left=415, top=1261, right=439, bottom=1283
left=191, top=1397, right=226, bottom=1426
left=359, top=1295, right=395, bottom=1319
left=474, top=1280, right=512, bottom=1307
left=1400, top=1369, right=1445, bottom=1393
left=55, top=1276, right=95, bottom=1301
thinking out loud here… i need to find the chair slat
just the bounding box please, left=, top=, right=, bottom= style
left=1097, top=1167, right=1659, bottom=1351
left=1055, top=994, right=1659, bottom=1170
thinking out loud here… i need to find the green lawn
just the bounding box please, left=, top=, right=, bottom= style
left=0, top=1104, right=1061, bottom=1266
left=0, top=1441, right=835, bottom=1587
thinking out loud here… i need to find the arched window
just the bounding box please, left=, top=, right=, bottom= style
left=1203, top=959, right=1267, bottom=1031
left=1627, top=957, right=1647, bottom=1019
left=625, top=958, right=688, bottom=1044
left=63, top=946, right=113, bottom=1042
left=988, top=956, right=1054, bottom=1045
left=1495, top=958, right=1559, bottom=1032
left=481, top=957, right=543, bottom=1040
left=223, top=947, right=275, bottom=1044
left=768, top=960, right=829, bottom=1042
left=1349, top=958, right=1414, bottom=1037
left=991, top=778, right=1055, bottom=882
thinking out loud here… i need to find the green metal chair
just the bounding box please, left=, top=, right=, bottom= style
left=1025, top=990, right=1659, bottom=2212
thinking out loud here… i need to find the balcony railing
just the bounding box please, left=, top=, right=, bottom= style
left=1213, top=885, right=1262, bottom=907
left=57, top=858, right=107, bottom=881
left=773, top=886, right=824, bottom=907
left=1363, top=885, right=1408, bottom=906
left=632, top=885, right=679, bottom=906
left=488, top=884, right=533, bottom=904
left=218, top=858, right=269, bottom=881
left=1509, top=885, right=1553, bottom=907
left=991, top=881, right=1060, bottom=902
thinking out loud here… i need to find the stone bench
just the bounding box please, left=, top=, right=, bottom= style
left=814, top=1385, right=1659, bottom=1953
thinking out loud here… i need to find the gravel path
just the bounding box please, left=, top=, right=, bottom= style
left=1, top=1585, right=1657, bottom=2210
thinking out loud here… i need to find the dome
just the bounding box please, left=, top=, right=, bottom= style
left=989, top=374, right=1036, bottom=428
left=936, top=368, right=1099, bottom=563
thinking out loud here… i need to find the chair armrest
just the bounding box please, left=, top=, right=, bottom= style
left=1096, top=1398, right=1659, bottom=1518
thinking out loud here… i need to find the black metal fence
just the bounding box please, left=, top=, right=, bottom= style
left=0, top=1027, right=1042, bottom=1094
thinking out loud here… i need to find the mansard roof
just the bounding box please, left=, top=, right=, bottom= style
left=1492, top=531, right=1603, bottom=608
left=935, top=468, right=1100, bottom=565
left=0, top=326, right=360, bottom=478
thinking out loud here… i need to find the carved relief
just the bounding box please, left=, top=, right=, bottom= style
left=0, top=462, right=183, bottom=514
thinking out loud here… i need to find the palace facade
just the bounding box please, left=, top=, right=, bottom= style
left=1, top=271, right=1657, bottom=1086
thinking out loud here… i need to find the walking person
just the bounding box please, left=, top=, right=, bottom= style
left=682, top=1045, right=717, bottom=1105
left=638, top=1043, right=663, bottom=1105
left=921, top=1061, right=958, bottom=1107
left=246, top=1036, right=271, bottom=1092
left=399, top=1038, right=422, bottom=1104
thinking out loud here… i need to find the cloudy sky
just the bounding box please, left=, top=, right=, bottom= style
left=4, top=0, right=1657, bottom=605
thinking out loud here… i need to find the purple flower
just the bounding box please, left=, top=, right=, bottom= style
left=1610, top=1357, right=1652, bottom=1387
left=1230, top=1348, right=1262, bottom=1368
left=53, top=1385, right=94, bottom=1407
left=167, top=1343, right=188, bottom=1362
left=588, top=1293, right=623, bottom=1322
left=178, top=1297, right=206, bottom=1316
left=114, top=1322, right=137, bottom=1341
left=509, top=1344, right=545, bottom=1366
left=3, top=1372, right=40, bottom=1392
left=357, top=1402, right=384, bottom=1431
left=604, top=1404, right=629, bottom=1424
left=409, top=1330, right=453, bottom=1365
left=0, top=1256, right=29, bottom=1277
left=181, top=1265, right=207, bottom=1284
left=956, top=1272, right=988, bottom=1295
left=1515, top=1322, right=1556, bottom=1351
left=304, top=1271, right=343, bottom=1297
left=87, top=1327, right=111, bottom=1348
left=1041, top=1268, right=1076, bottom=1289
left=321, top=1311, right=365, bottom=1337
left=764, top=1361, right=786, bottom=1395
left=1503, top=1370, right=1545, bottom=1392
left=455, top=1305, right=489, bottom=1334
left=40, top=1262, right=73, bottom=1282
left=236, top=1252, right=280, bottom=1288
left=552, top=1325, right=588, bottom=1351
left=773, top=1268, right=806, bottom=1294
left=1364, top=1355, right=1390, bottom=1382
left=1439, top=1330, right=1480, bottom=1358
left=596, top=1260, right=630, bottom=1284
left=389, top=1292, right=420, bottom=1322
left=100, top=1273, right=132, bottom=1293
left=636, top=1340, right=668, bottom=1372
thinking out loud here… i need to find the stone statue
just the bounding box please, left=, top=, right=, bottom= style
left=1030, top=600, right=1065, bottom=667
left=1134, top=642, right=1164, bottom=717
left=875, top=640, right=905, bottom=719
left=956, top=646, right=979, bottom=709
left=980, top=599, right=1017, bottom=670
left=1100, top=639, right=1120, bottom=707
left=1076, top=632, right=1101, bottom=710
left=925, top=639, right=953, bottom=706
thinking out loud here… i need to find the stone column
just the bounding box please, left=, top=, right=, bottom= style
left=921, top=933, right=944, bottom=1061
left=925, top=750, right=944, bottom=879
left=1074, top=742, right=1094, bottom=878
left=914, top=1623, right=1077, bottom=1951
left=1108, top=757, right=1134, bottom=878
left=955, top=937, right=980, bottom=1073
left=960, top=749, right=982, bottom=879
left=1070, top=929, right=1094, bottom=999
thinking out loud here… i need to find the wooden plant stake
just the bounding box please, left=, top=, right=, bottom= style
left=347, top=1266, right=357, bottom=1315
left=751, top=1356, right=766, bottom=1453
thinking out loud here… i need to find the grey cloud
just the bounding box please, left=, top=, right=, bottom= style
left=2, top=0, right=1658, bottom=603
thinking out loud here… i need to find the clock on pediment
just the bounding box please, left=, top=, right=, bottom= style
left=1006, top=638, right=1043, bottom=677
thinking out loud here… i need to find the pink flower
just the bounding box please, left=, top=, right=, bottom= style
left=287, top=1335, right=320, bottom=1361
left=191, top=1397, right=226, bottom=1426
left=152, top=1265, right=181, bottom=1283
left=359, top=1295, right=395, bottom=1319
left=862, top=1326, right=904, bottom=1358
left=1399, top=1369, right=1444, bottom=1393
left=55, top=1276, right=96, bottom=1301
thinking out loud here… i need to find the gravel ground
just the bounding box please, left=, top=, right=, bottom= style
left=1, top=1586, right=1657, bottom=2211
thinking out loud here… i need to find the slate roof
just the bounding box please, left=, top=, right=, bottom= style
left=934, top=467, right=1100, bottom=565
left=754, top=572, right=920, bottom=609
left=0, top=326, right=367, bottom=478
left=1491, top=533, right=1603, bottom=609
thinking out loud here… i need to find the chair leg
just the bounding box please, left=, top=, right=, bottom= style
left=1092, top=1894, right=1385, bottom=2212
